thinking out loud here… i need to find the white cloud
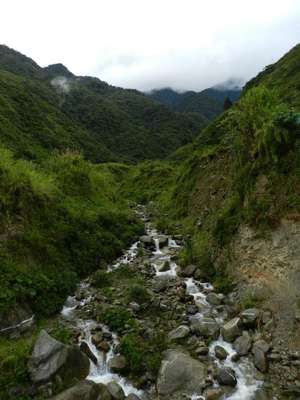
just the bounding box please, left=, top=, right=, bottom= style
left=1, top=0, right=300, bottom=90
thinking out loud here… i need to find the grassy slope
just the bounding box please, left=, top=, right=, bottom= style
left=125, top=43, right=300, bottom=290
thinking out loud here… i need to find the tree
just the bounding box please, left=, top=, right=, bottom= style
left=224, top=96, right=233, bottom=111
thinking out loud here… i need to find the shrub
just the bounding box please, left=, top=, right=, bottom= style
left=127, top=284, right=150, bottom=304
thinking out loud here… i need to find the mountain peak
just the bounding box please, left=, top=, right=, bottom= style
left=43, top=63, right=74, bottom=78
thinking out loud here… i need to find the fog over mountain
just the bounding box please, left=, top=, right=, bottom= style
left=1, top=0, right=300, bottom=91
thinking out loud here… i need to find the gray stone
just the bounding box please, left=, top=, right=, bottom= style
left=157, top=350, right=207, bottom=396
left=108, top=356, right=127, bottom=372
left=107, top=381, right=125, bottom=400
left=80, top=341, right=98, bottom=365
left=206, top=293, right=222, bottom=306
left=0, top=304, right=34, bottom=336
left=204, top=387, right=225, bottom=400
left=168, top=325, right=190, bottom=341
left=215, top=367, right=237, bottom=387
left=190, top=317, right=220, bottom=339
left=28, top=330, right=89, bottom=384
left=252, top=339, right=270, bottom=354
left=215, top=345, right=228, bottom=360
left=50, top=380, right=100, bottom=400
left=221, top=317, right=242, bottom=342
left=156, top=235, right=169, bottom=247
left=182, top=264, right=197, bottom=277
left=234, top=331, right=252, bottom=356
left=253, top=348, right=268, bottom=373
left=241, top=308, right=260, bottom=328
left=126, top=395, right=141, bottom=400
left=97, top=383, right=112, bottom=400
left=158, top=261, right=171, bottom=272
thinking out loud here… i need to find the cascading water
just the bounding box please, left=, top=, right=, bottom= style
left=60, top=206, right=263, bottom=399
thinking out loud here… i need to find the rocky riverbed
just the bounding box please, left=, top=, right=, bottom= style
left=22, top=206, right=300, bottom=399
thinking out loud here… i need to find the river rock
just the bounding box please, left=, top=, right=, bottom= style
left=252, top=340, right=270, bottom=373
left=28, top=330, right=89, bottom=384
left=49, top=380, right=100, bottom=400
left=139, top=236, right=153, bottom=249
left=234, top=331, right=252, bottom=356
left=156, top=235, right=169, bottom=247
left=97, top=383, right=112, bottom=400
left=168, top=325, right=190, bottom=341
left=190, top=316, right=220, bottom=339
left=221, top=317, right=242, bottom=342
left=204, top=387, right=225, bottom=400
left=157, top=350, right=207, bottom=396
left=206, top=293, right=222, bottom=306
left=126, top=395, right=141, bottom=400
left=181, top=264, right=197, bottom=277
left=80, top=341, right=98, bottom=365
left=241, top=308, right=260, bottom=328
left=107, top=381, right=125, bottom=400
left=215, top=367, right=237, bottom=387
left=108, top=355, right=127, bottom=372
left=214, top=345, right=228, bottom=360
left=158, top=261, right=171, bottom=272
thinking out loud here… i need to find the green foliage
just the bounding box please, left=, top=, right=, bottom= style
left=127, top=284, right=150, bottom=304
left=0, top=147, right=143, bottom=316
left=120, top=332, right=166, bottom=377
left=101, top=306, right=136, bottom=333
left=91, top=270, right=111, bottom=289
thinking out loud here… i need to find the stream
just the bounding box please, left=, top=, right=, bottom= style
left=60, top=207, right=262, bottom=399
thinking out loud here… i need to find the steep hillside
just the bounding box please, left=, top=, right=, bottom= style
left=0, top=45, right=207, bottom=161
left=126, top=44, right=300, bottom=398
left=148, top=86, right=241, bottom=120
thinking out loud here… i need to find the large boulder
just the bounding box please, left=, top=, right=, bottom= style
left=206, top=293, right=222, bottom=306
left=28, top=330, right=90, bottom=384
left=168, top=325, right=190, bottom=341
left=50, top=380, right=100, bottom=400
left=108, top=355, right=127, bottom=372
left=241, top=308, right=260, bottom=328
left=214, top=345, right=228, bottom=360
left=234, top=331, right=252, bottom=356
left=106, top=381, right=125, bottom=400
left=252, top=340, right=270, bottom=373
left=157, top=350, right=207, bottom=396
left=181, top=264, right=197, bottom=278
left=215, top=367, right=237, bottom=387
left=190, top=316, right=220, bottom=339
left=80, top=342, right=98, bottom=365
left=221, top=318, right=242, bottom=342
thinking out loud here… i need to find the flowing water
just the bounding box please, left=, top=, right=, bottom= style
left=60, top=208, right=262, bottom=399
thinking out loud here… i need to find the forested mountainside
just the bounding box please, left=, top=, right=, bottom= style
left=148, top=85, right=241, bottom=120
left=0, top=45, right=208, bottom=162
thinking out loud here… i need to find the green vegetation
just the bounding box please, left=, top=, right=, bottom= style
left=0, top=148, right=143, bottom=317
left=0, top=44, right=206, bottom=162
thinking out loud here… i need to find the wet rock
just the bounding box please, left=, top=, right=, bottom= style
left=158, top=261, right=171, bottom=272
left=186, top=305, right=198, bottom=315
left=80, top=341, right=98, bottom=365
left=91, top=332, right=103, bottom=346
left=108, top=355, right=127, bottom=372
left=234, top=331, right=252, bottom=356
left=215, top=367, right=237, bottom=387
left=156, top=235, right=169, bottom=247
left=28, top=330, right=90, bottom=384
left=221, top=317, right=242, bottom=342
left=206, top=292, right=222, bottom=306
left=157, top=350, right=207, bottom=396
left=204, top=387, right=225, bottom=400
left=181, top=264, right=197, bottom=277
left=97, top=383, right=112, bottom=400
left=50, top=380, right=100, bottom=400
left=126, top=395, right=141, bottom=400
left=252, top=339, right=270, bottom=354
left=190, top=316, right=220, bottom=339
left=195, top=346, right=209, bottom=356
left=241, top=308, right=260, bottom=328
left=168, top=325, right=190, bottom=341
left=215, top=345, right=228, bottom=360
left=107, top=381, right=125, bottom=400
left=97, top=341, right=110, bottom=352
left=254, top=388, right=269, bottom=400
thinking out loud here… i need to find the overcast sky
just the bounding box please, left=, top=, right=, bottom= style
left=1, top=0, right=300, bottom=91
